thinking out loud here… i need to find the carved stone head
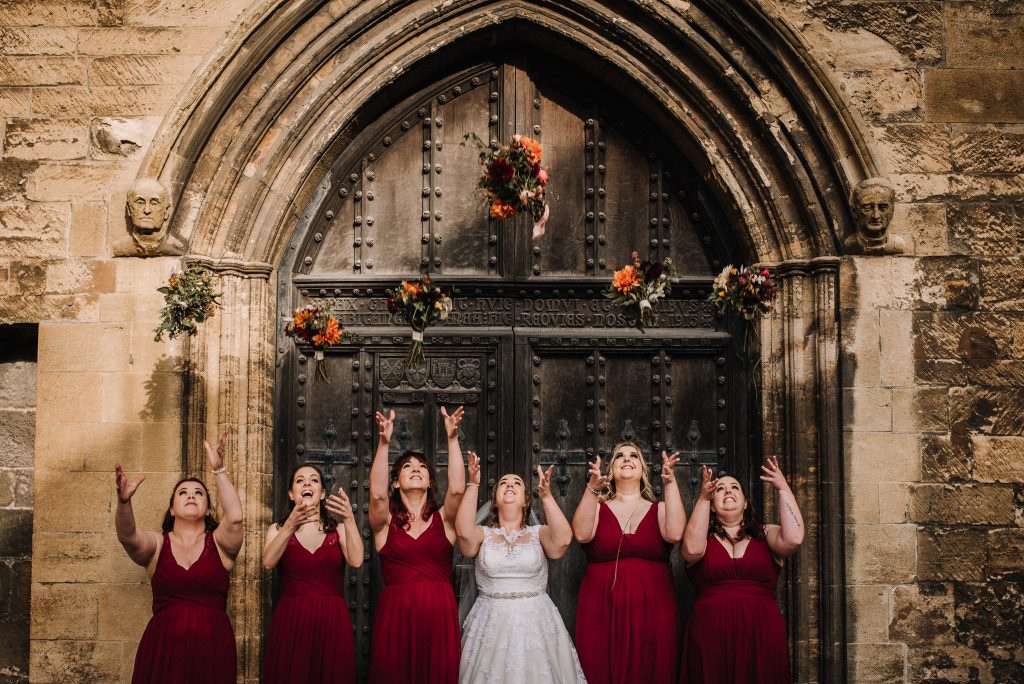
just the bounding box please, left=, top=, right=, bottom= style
left=844, top=177, right=904, bottom=255
left=126, top=177, right=170, bottom=235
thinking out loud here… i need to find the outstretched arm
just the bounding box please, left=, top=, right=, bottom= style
left=537, top=465, right=572, bottom=559
left=455, top=451, right=485, bottom=558
left=762, top=457, right=804, bottom=557
left=571, top=456, right=608, bottom=544
left=207, top=432, right=243, bottom=560
left=114, top=464, right=160, bottom=567
left=657, top=451, right=685, bottom=543
left=262, top=502, right=319, bottom=570
left=326, top=486, right=365, bottom=568
left=681, top=465, right=716, bottom=565
left=441, top=406, right=466, bottom=525
left=369, top=410, right=394, bottom=534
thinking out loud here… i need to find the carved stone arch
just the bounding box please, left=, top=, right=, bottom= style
left=155, top=2, right=862, bottom=681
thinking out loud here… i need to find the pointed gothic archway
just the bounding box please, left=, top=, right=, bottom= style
left=139, top=2, right=866, bottom=681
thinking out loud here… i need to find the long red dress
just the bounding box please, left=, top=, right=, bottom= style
left=575, top=501, right=679, bottom=684
left=131, top=532, right=235, bottom=683
left=680, top=533, right=791, bottom=683
left=263, top=530, right=357, bottom=683
left=369, top=511, right=460, bottom=684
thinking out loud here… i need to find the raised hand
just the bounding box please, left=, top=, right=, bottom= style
left=699, top=464, right=718, bottom=501
left=375, top=410, right=395, bottom=445
left=536, top=464, right=555, bottom=500
left=115, top=464, right=145, bottom=504
left=760, top=456, right=790, bottom=491
left=661, top=451, right=680, bottom=484
left=466, top=451, right=481, bottom=486
left=441, top=405, right=464, bottom=440
left=286, top=500, right=321, bottom=531
left=587, top=456, right=610, bottom=492
left=325, top=486, right=354, bottom=524
left=204, top=430, right=228, bottom=471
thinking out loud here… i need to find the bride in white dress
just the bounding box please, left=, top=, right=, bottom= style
left=456, top=452, right=587, bottom=684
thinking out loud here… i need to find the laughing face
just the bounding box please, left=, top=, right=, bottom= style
left=169, top=480, right=210, bottom=522
left=289, top=466, right=326, bottom=507
left=610, top=443, right=644, bottom=483
left=494, top=474, right=527, bottom=509
left=394, top=456, right=431, bottom=493
left=711, top=476, right=748, bottom=515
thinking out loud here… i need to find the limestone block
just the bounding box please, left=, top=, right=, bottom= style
left=0, top=360, right=37, bottom=408
left=947, top=2, right=1024, bottom=70
left=847, top=523, right=916, bottom=583
left=869, top=123, right=951, bottom=174
left=0, top=27, right=76, bottom=55
left=910, top=484, right=1016, bottom=525
left=840, top=70, right=921, bottom=122
left=847, top=584, right=890, bottom=642
left=95, top=0, right=125, bottom=26
left=43, top=259, right=115, bottom=295
left=967, top=360, right=1024, bottom=387
left=79, top=27, right=226, bottom=55
left=947, top=202, right=1021, bottom=256
left=113, top=257, right=178, bottom=294
left=953, top=124, right=1024, bottom=173
left=31, top=85, right=180, bottom=117
left=852, top=257, right=918, bottom=310
left=28, top=639, right=122, bottom=684
left=949, top=387, right=1024, bottom=436
left=847, top=643, right=907, bottom=683
left=843, top=388, right=892, bottom=432
left=32, top=531, right=146, bottom=584
left=953, top=582, right=1024, bottom=664
left=90, top=117, right=161, bottom=159
left=0, top=57, right=83, bottom=87
left=908, top=643, right=996, bottom=684
left=848, top=432, right=920, bottom=483
left=10, top=262, right=46, bottom=296
left=987, top=528, right=1024, bottom=579
left=893, top=203, right=946, bottom=256
left=98, top=291, right=163, bottom=324
left=889, top=173, right=950, bottom=203
left=971, top=436, right=1024, bottom=483
left=846, top=482, right=879, bottom=525
left=98, top=583, right=152, bottom=641
left=0, top=470, right=14, bottom=506
left=130, top=317, right=185, bottom=371
left=813, top=1, right=943, bottom=65
left=139, top=420, right=182, bottom=472
left=914, top=256, right=980, bottom=311
left=879, top=309, right=914, bottom=388
left=38, top=321, right=129, bottom=373
left=0, top=509, right=31, bottom=555
left=0, top=408, right=34, bottom=468
left=979, top=256, right=1024, bottom=311
left=89, top=54, right=204, bottom=86
left=921, top=435, right=973, bottom=483
left=0, top=203, right=69, bottom=259
left=924, top=70, right=1024, bottom=124
left=892, top=388, right=947, bottom=434
left=0, top=264, right=9, bottom=296
left=0, top=1, right=96, bottom=27
left=890, top=583, right=954, bottom=645
left=3, top=117, right=89, bottom=161
left=917, top=526, right=986, bottom=581
left=26, top=161, right=127, bottom=202
left=0, top=89, right=31, bottom=117
left=840, top=306, right=879, bottom=388
left=34, top=471, right=113, bottom=532
left=35, top=371, right=103, bottom=424
left=950, top=174, right=1024, bottom=201
left=101, top=370, right=182, bottom=424
left=0, top=158, right=37, bottom=203
left=30, top=583, right=98, bottom=639
left=0, top=621, right=28, bottom=679
left=877, top=483, right=910, bottom=524
left=125, top=0, right=254, bottom=27
left=0, top=293, right=100, bottom=323
left=914, top=312, right=1024, bottom=362
left=70, top=201, right=108, bottom=257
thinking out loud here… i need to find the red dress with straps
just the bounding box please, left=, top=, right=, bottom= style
left=575, top=502, right=679, bottom=684
left=368, top=511, right=460, bottom=684
left=680, top=533, right=791, bottom=683
left=263, top=530, right=357, bottom=683
left=131, top=533, right=235, bottom=683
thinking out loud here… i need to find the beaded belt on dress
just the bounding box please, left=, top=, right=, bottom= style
left=479, top=590, right=542, bottom=599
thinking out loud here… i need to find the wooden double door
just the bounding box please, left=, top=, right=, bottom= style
left=275, top=58, right=750, bottom=678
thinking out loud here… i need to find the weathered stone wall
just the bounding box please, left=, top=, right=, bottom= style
left=0, top=0, right=1021, bottom=682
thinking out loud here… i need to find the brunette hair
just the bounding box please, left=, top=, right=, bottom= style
left=600, top=441, right=655, bottom=503
left=161, top=477, right=218, bottom=533
left=485, top=473, right=533, bottom=530
left=389, top=451, right=439, bottom=529
left=276, top=464, right=337, bottom=533
left=708, top=477, right=763, bottom=542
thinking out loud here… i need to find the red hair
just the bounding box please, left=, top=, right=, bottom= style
left=389, top=451, right=439, bottom=529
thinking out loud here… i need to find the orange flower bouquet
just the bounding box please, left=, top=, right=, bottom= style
left=708, top=265, right=777, bottom=320
left=285, top=304, right=345, bottom=384
left=605, top=251, right=675, bottom=332
left=386, top=275, right=453, bottom=367
left=463, top=132, right=550, bottom=239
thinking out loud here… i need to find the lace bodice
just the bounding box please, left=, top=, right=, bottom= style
left=474, top=525, right=548, bottom=596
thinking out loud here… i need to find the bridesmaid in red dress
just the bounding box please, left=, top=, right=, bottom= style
left=368, top=406, right=467, bottom=684
left=571, top=441, right=685, bottom=684
left=679, top=458, right=805, bottom=683
left=114, top=431, right=243, bottom=684
left=262, top=463, right=364, bottom=683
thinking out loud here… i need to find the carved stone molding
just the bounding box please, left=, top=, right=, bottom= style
left=185, top=256, right=274, bottom=279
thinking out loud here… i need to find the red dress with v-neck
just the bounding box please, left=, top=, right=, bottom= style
left=263, top=529, right=356, bottom=683
left=680, top=533, right=790, bottom=683
left=368, top=510, right=459, bottom=684
left=131, top=532, right=235, bottom=683
left=576, top=501, right=679, bottom=684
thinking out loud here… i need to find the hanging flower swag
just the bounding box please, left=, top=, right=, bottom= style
left=708, top=264, right=778, bottom=376
left=386, top=275, right=453, bottom=367
left=285, top=305, right=345, bottom=384
left=605, top=251, right=675, bottom=332
left=154, top=265, right=222, bottom=342
left=462, top=132, right=550, bottom=239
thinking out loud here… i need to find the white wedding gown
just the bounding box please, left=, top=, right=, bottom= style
left=459, top=525, right=587, bottom=684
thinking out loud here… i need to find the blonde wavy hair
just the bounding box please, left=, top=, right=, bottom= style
left=599, top=441, right=655, bottom=503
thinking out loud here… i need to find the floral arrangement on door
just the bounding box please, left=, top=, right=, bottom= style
left=285, top=304, right=345, bottom=384
left=464, top=133, right=549, bottom=239
left=387, top=275, right=453, bottom=367
left=605, top=251, right=675, bottom=332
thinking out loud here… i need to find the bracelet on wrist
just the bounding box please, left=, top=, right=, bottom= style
left=586, top=485, right=600, bottom=496
left=466, top=483, right=479, bottom=488
left=212, top=467, right=227, bottom=475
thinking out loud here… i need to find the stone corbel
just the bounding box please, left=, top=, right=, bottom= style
left=113, top=176, right=188, bottom=257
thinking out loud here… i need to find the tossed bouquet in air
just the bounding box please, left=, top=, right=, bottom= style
left=605, top=251, right=675, bottom=332
left=284, top=304, right=344, bottom=384
left=386, top=276, right=453, bottom=367
left=708, top=264, right=777, bottom=320
left=154, top=265, right=222, bottom=341
left=463, top=132, right=550, bottom=239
